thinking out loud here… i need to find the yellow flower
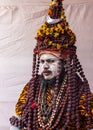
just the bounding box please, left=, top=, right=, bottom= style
left=46, top=32, right=49, bottom=35
left=46, top=28, right=49, bottom=32
left=42, top=26, right=46, bottom=30
left=65, top=44, right=68, bottom=48
left=55, top=27, right=59, bottom=32
left=50, top=28, right=54, bottom=33
left=42, top=23, right=47, bottom=27
left=37, top=32, right=42, bottom=36
left=71, top=35, right=74, bottom=39
left=37, top=29, right=41, bottom=33
left=50, top=2, right=54, bottom=6
left=65, top=26, right=68, bottom=30
left=57, top=44, right=61, bottom=49
left=61, top=29, right=64, bottom=34
left=48, top=41, right=52, bottom=45
left=52, top=43, right=56, bottom=47
left=54, top=33, right=59, bottom=37
left=57, top=24, right=62, bottom=29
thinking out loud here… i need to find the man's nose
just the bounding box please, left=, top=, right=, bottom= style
left=43, top=62, right=49, bottom=69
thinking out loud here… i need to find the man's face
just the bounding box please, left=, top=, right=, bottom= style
left=40, top=53, right=62, bottom=80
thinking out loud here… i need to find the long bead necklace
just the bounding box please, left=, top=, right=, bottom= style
left=37, top=75, right=68, bottom=129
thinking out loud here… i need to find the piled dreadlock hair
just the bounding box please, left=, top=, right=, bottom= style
left=10, top=0, right=92, bottom=130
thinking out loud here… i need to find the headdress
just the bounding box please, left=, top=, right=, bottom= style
left=34, top=0, right=76, bottom=59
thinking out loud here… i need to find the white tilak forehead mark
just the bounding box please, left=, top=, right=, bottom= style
left=40, top=53, right=60, bottom=60
left=40, top=58, right=58, bottom=61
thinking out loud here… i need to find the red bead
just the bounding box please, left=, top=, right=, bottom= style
left=31, top=103, right=37, bottom=109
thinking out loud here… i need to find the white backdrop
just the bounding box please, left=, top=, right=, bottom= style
left=0, top=0, right=93, bottom=129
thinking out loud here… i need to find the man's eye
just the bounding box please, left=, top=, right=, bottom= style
left=47, top=59, right=55, bottom=63
left=40, top=60, right=44, bottom=64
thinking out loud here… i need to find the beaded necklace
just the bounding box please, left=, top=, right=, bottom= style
left=37, top=75, right=68, bottom=129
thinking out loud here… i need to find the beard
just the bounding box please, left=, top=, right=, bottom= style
left=40, top=68, right=65, bottom=88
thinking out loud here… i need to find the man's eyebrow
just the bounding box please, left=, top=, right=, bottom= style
left=47, top=58, right=58, bottom=60
left=40, top=58, right=58, bottom=60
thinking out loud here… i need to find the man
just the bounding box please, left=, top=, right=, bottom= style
left=10, top=0, right=93, bottom=129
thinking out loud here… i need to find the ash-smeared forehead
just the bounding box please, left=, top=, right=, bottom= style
left=40, top=53, right=60, bottom=61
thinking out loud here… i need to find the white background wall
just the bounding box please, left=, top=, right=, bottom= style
left=0, top=0, right=93, bottom=129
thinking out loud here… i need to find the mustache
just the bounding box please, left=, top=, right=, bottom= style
left=43, top=70, right=51, bottom=73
